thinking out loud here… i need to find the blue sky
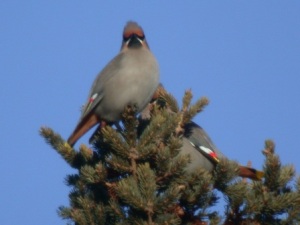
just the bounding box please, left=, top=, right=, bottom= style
left=1, top=1, right=300, bottom=224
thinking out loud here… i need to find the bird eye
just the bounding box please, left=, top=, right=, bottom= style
left=136, top=34, right=145, bottom=41
left=123, top=36, right=130, bottom=42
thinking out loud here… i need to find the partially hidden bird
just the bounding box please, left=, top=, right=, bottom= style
left=182, top=121, right=264, bottom=180
left=147, top=85, right=264, bottom=180
left=68, top=21, right=159, bottom=146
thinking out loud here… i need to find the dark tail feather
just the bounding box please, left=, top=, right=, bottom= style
left=238, top=166, right=264, bottom=181
left=67, top=113, right=99, bottom=147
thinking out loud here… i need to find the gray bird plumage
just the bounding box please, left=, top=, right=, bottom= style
left=68, top=21, right=159, bottom=146
left=180, top=121, right=263, bottom=180
left=82, top=44, right=159, bottom=122
left=181, top=121, right=225, bottom=173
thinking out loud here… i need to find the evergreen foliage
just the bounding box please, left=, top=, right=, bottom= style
left=40, top=90, right=300, bottom=224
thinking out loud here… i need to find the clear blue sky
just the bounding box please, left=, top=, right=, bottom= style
left=1, top=1, right=300, bottom=224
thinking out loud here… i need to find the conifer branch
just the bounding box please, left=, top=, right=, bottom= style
left=41, top=88, right=300, bottom=224
left=40, top=127, right=77, bottom=166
